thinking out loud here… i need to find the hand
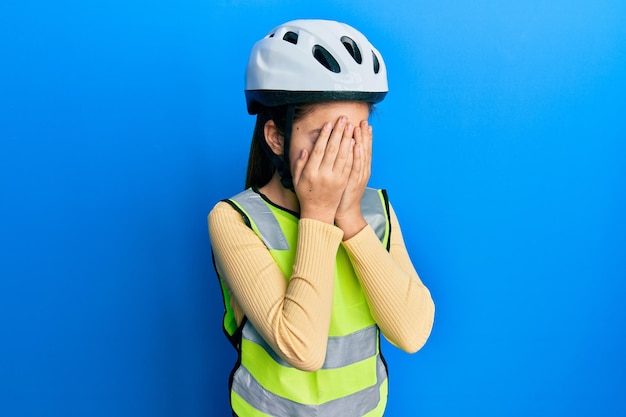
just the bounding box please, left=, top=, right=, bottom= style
left=292, top=116, right=355, bottom=224
left=335, top=120, right=372, bottom=239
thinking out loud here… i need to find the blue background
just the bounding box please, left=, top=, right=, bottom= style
left=1, top=1, right=625, bottom=416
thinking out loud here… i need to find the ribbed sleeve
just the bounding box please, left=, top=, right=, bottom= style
left=342, top=204, right=435, bottom=353
left=209, top=201, right=343, bottom=371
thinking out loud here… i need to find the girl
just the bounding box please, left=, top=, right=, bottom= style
left=208, top=19, right=435, bottom=417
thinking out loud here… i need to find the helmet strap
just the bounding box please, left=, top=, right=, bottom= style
left=279, top=105, right=295, bottom=191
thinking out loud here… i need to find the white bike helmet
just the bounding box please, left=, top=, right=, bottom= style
left=244, top=19, right=388, bottom=189
left=245, top=19, right=388, bottom=114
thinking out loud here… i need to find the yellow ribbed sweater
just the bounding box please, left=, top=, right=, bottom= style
left=208, top=196, right=435, bottom=372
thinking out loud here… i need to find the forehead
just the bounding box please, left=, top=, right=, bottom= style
left=297, top=101, right=370, bottom=125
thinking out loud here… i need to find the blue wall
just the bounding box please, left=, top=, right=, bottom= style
left=1, top=1, right=625, bottom=416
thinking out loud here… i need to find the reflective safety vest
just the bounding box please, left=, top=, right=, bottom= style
left=217, top=187, right=392, bottom=417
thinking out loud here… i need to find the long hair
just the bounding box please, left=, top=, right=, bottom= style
left=245, top=109, right=275, bottom=190
left=244, top=104, right=313, bottom=189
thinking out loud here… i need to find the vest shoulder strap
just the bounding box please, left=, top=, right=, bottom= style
left=223, top=189, right=290, bottom=250
left=226, top=187, right=390, bottom=250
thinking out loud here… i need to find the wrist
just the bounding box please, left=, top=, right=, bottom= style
left=335, top=213, right=367, bottom=240
left=300, top=207, right=336, bottom=225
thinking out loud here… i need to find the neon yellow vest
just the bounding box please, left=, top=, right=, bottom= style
left=218, top=187, right=391, bottom=417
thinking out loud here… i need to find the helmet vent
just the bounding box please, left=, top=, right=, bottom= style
left=372, top=51, right=381, bottom=74
left=283, top=31, right=298, bottom=44
left=341, top=36, right=362, bottom=64
left=313, top=45, right=341, bottom=73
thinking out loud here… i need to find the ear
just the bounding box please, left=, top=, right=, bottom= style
left=264, top=120, right=284, bottom=156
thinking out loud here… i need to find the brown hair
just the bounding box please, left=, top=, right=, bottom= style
left=244, top=104, right=315, bottom=189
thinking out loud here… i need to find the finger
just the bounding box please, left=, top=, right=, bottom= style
left=308, top=122, right=332, bottom=170
left=354, top=121, right=362, bottom=140
left=351, top=142, right=363, bottom=183
left=361, top=121, right=373, bottom=179
left=332, top=123, right=355, bottom=172
left=346, top=126, right=362, bottom=184
left=320, top=116, right=348, bottom=168
left=353, top=124, right=363, bottom=150
left=342, top=138, right=355, bottom=177
left=361, top=120, right=372, bottom=152
left=292, top=149, right=309, bottom=187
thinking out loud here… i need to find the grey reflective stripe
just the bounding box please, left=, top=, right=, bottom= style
left=233, top=353, right=387, bottom=417
left=242, top=322, right=378, bottom=369
left=229, top=189, right=290, bottom=250
left=361, top=188, right=386, bottom=242
left=324, top=326, right=378, bottom=369
left=241, top=323, right=290, bottom=367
